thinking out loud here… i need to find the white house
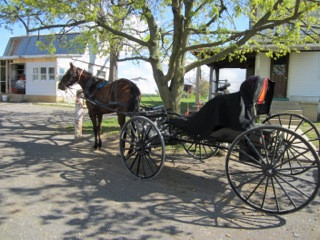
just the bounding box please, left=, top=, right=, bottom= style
left=0, top=33, right=110, bottom=102
left=205, top=46, right=320, bottom=121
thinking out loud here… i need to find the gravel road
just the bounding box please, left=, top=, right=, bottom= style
left=0, top=102, right=319, bottom=240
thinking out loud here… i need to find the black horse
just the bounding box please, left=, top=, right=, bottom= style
left=58, top=63, right=141, bottom=149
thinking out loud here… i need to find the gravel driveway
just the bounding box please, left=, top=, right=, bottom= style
left=0, top=102, right=319, bottom=240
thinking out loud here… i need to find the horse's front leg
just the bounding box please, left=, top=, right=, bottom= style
left=89, top=112, right=99, bottom=149
left=97, top=113, right=103, bottom=149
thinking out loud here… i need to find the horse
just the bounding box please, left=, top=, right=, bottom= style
left=58, top=62, right=141, bottom=149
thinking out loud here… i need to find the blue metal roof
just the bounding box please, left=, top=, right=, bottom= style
left=3, top=33, right=85, bottom=56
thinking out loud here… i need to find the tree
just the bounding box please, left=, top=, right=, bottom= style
left=1, top=0, right=319, bottom=112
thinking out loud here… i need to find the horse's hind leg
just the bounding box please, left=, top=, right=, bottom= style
left=97, top=113, right=103, bottom=149
left=117, top=113, right=126, bottom=156
left=117, top=113, right=126, bottom=129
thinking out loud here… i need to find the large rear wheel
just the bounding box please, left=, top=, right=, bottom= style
left=226, top=125, right=320, bottom=214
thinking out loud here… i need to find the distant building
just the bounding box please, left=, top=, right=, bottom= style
left=0, top=33, right=110, bottom=102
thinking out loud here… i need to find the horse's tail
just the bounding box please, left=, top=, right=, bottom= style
left=128, top=80, right=141, bottom=112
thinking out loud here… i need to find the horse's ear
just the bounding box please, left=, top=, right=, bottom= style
left=70, top=62, right=74, bottom=69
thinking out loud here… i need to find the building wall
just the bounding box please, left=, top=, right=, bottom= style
left=25, top=58, right=57, bottom=96
left=287, top=52, right=320, bottom=101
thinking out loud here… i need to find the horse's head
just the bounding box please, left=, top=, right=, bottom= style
left=58, top=62, right=80, bottom=90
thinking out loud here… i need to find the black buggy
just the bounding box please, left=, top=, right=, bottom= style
left=119, top=76, right=320, bottom=214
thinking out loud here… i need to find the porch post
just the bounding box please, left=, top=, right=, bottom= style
left=5, top=60, right=9, bottom=93
left=75, top=90, right=84, bottom=139
left=209, top=66, right=214, bottom=100
left=214, top=67, right=220, bottom=96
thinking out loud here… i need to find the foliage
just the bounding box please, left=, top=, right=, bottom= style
left=1, top=0, right=319, bottom=112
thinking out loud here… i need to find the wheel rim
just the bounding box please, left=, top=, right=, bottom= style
left=226, top=125, right=320, bottom=214
left=120, top=116, right=165, bottom=179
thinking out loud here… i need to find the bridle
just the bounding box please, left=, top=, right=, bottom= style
left=78, top=68, right=84, bottom=83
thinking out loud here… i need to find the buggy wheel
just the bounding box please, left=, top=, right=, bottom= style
left=182, top=137, right=219, bottom=160
left=226, top=125, right=320, bottom=214
left=263, top=113, right=320, bottom=153
left=119, top=116, right=165, bottom=179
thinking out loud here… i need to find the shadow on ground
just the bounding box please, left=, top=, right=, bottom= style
left=0, top=106, right=294, bottom=239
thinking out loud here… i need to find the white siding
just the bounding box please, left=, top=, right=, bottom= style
left=255, top=53, right=271, bottom=78
left=26, top=60, right=57, bottom=96
left=288, top=52, right=320, bottom=99
left=56, top=53, right=110, bottom=101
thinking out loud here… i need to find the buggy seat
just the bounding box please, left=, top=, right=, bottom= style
left=169, top=76, right=275, bottom=141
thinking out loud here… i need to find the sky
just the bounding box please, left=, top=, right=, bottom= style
left=0, top=22, right=246, bottom=95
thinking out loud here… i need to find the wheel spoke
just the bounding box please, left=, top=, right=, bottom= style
left=136, top=152, right=142, bottom=175
left=145, top=153, right=159, bottom=169
left=186, top=142, right=195, bottom=152
left=276, top=171, right=318, bottom=185
left=271, top=177, right=280, bottom=212
left=288, top=114, right=293, bottom=129
left=129, top=151, right=140, bottom=170
left=293, top=119, right=303, bottom=133
left=245, top=175, right=267, bottom=201
left=230, top=169, right=264, bottom=175
left=235, top=172, right=265, bottom=189
left=143, top=154, right=156, bottom=176
left=237, top=146, right=264, bottom=166
left=261, top=176, right=270, bottom=209
left=276, top=165, right=318, bottom=172
left=121, top=137, right=135, bottom=145
left=276, top=174, right=310, bottom=199
left=274, top=148, right=310, bottom=169
left=274, top=175, right=297, bottom=208
left=244, top=135, right=265, bottom=164
left=229, top=157, right=263, bottom=169
left=124, top=149, right=139, bottom=161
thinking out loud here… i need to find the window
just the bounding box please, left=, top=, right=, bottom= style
left=32, top=67, right=39, bottom=80
left=48, top=67, right=55, bottom=80
left=32, top=66, right=56, bottom=81
left=40, top=67, right=47, bottom=80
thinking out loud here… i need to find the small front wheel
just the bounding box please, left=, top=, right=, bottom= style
left=119, top=116, right=166, bottom=179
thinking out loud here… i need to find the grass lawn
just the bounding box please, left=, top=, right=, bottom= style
left=72, top=95, right=320, bottom=150
left=141, top=94, right=207, bottom=114
left=78, top=94, right=205, bottom=134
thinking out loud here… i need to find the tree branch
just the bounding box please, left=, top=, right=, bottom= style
left=117, top=56, right=150, bottom=62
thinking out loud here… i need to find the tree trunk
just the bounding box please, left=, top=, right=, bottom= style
left=108, top=49, right=119, bottom=82
left=155, top=69, right=185, bottom=113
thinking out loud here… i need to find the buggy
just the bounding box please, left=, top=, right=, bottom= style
left=119, top=76, right=320, bottom=214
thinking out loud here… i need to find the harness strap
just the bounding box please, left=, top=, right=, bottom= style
left=83, top=78, right=129, bottom=109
